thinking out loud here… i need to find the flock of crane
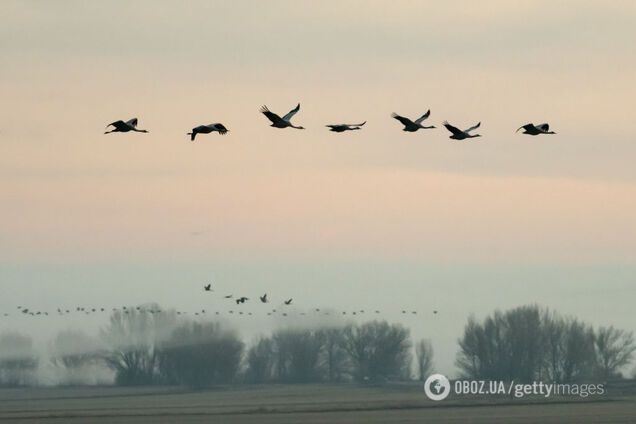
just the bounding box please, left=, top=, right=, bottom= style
left=9, top=103, right=552, bottom=322
left=1, top=282, right=438, bottom=319
left=105, top=103, right=556, bottom=139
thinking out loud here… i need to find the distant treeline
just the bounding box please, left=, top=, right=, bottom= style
left=457, top=305, right=635, bottom=383
left=0, top=304, right=633, bottom=388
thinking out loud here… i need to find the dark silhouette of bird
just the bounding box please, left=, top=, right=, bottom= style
left=284, top=298, right=293, bottom=305
left=326, top=121, right=366, bottom=132
left=516, top=123, right=556, bottom=135
left=392, top=111, right=435, bottom=132
left=443, top=121, right=481, bottom=140
left=260, top=294, right=268, bottom=303
left=433, top=310, right=438, bottom=314
left=260, top=104, right=304, bottom=129
left=188, top=123, right=229, bottom=140
left=104, top=118, right=148, bottom=134
left=224, top=294, right=233, bottom=299
left=236, top=297, right=248, bottom=304
left=203, top=284, right=212, bottom=292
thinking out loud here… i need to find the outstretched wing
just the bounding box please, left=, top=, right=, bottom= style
left=443, top=121, right=464, bottom=136
left=392, top=113, right=414, bottom=127
left=260, top=105, right=283, bottom=125
left=282, top=103, right=300, bottom=122
left=465, top=122, right=481, bottom=133
left=536, top=123, right=549, bottom=132
left=213, top=123, right=229, bottom=134
left=350, top=121, right=366, bottom=127
left=516, top=123, right=534, bottom=133
left=126, top=118, right=138, bottom=128
left=414, top=110, right=431, bottom=124
left=106, top=120, right=126, bottom=129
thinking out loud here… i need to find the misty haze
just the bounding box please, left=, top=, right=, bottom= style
left=2, top=1, right=636, bottom=423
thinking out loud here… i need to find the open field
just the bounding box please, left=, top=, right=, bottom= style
left=1, top=384, right=635, bottom=423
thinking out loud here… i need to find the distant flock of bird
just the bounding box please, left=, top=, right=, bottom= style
left=105, top=103, right=556, bottom=140
left=1, top=282, right=438, bottom=319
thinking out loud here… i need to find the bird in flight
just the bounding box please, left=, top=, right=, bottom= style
left=260, top=294, right=268, bottom=303
left=203, top=284, right=212, bottom=292
left=224, top=294, right=233, bottom=299
left=188, top=123, right=229, bottom=140
left=260, top=103, right=305, bottom=129
left=392, top=110, right=435, bottom=132
left=443, top=121, right=481, bottom=140
left=284, top=298, right=293, bottom=305
left=516, top=123, right=556, bottom=136
left=104, top=118, right=148, bottom=134
left=326, top=121, right=366, bottom=132
left=236, top=297, right=248, bottom=304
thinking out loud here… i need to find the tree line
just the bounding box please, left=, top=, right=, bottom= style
left=456, top=305, right=636, bottom=383
left=0, top=304, right=431, bottom=387
left=1, top=304, right=634, bottom=388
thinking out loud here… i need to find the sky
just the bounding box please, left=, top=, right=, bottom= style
left=1, top=0, right=636, bottom=376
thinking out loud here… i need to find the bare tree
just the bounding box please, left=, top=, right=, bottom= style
left=456, top=316, right=484, bottom=379
left=319, top=327, right=349, bottom=382
left=0, top=332, right=38, bottom=387
left=271, top=328, right=326, bottom=382
left=157, top=321, right=243, bottom=387
left=100, top=304, right=177, bottom=385
left=341, top=321, right=412, bottom=382
left=415, top=339, right=434, bottom=381
left=458, top=305, right=636, bottom=384
left=506, top=305, right=546, bottom=382
left=594, top=326, right=636, bottom=380
left=50, top=330, right=104, bottom=384
left=542, top=313, right=595, bottom=383
left=245, top=337, right=275, bottom=383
